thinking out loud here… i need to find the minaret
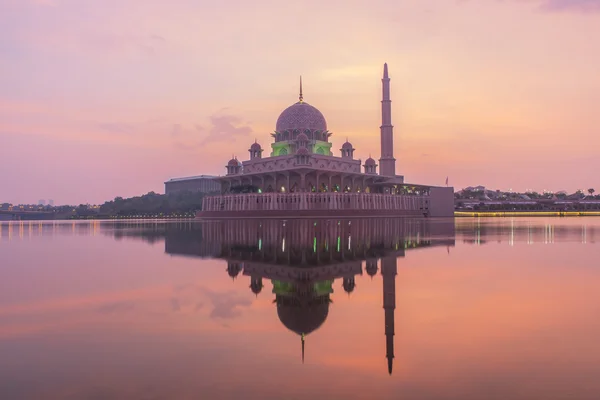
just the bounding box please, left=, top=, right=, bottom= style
left=379, top=63, right=396, bottom=176
left=381, top=255, right=397, bottom=375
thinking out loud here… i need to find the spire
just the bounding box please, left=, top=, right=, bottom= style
left=299, top=76, right=303, bottom=103
left=379, top=63, right=396, bottom=176
left=301, top=333, right=305, bottom=364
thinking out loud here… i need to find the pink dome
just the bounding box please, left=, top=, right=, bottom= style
left=228, top=158, right=240, bottom=167
left=296, top=147, right=310, bottom=156
left=276, top=102, right=327, bottom=133
left=365, top=157, right=376, bottom=166
left=342, top=141, right=353, bottom=149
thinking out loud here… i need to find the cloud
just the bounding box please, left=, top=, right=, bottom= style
left=31, top=0, right=57, bottom=6
left=97, top=122, right=134, bottom=134
left=170, top=298, right=181, bottom=312
left=95, top=301, right=135, bottom=314
left=459, top=0, right=600, bottom=13
left=171, top=112, right=253, bottom=150
left=200, top=113, right=253, bottom=145
left=170, top=124, right=182, bottom=137
left=199, top=287, right=252, bottom=319
left=539, top=0, right=600, bottom=12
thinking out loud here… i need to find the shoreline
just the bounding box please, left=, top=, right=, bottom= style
left=4, top=211, right=600, bottom=222
left=455, top=211, right=600, bottom=217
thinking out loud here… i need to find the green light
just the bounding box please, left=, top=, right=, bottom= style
left=258, top=238, right=262, bottom=250
left=313, top=237, right=317, bottom=253
left=337, top=236, right=340, bottom=252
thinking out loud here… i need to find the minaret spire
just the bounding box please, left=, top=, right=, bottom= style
left=379, top=63, right=396, bottom=176
left=299, top=76, right=303, bottom=103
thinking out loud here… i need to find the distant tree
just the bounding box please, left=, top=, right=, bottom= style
left=588, top=188, right=595, bottom=196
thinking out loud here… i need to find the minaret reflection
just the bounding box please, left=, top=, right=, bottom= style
left=382, top=255, right=397, bottom=375
left=163, top=218, right=455, bottom=375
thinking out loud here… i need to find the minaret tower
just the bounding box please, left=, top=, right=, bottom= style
left=381, top=255, right=397, bottom=375
left=379, top=63, right=396, bottom=176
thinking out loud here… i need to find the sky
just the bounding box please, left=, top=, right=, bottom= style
left=1, top=0, right=600, bottom=205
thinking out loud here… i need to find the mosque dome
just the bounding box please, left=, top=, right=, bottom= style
left=365, top=157, right=376, bottom=166
left=296, top=132, right=309, bottom=142
left=296, top=147, right=310, bottom=156
left=228, top=158, right=240, bottom=167
left=276, top=102, right=327, bottom=133
left=342, top=141, right=353, bottom=150
left=250, top=142, right=262, bottom=151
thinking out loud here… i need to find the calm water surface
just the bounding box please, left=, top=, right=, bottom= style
left=1, top=217, right=599, bottom=400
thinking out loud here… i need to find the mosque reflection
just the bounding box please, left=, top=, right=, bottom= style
left=166, top=218, right=455, bottom=375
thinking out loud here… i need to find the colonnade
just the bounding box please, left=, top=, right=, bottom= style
left=202, top=192, right=428, bottom=212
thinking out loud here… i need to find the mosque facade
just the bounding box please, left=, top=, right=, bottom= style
left=196, top=64, right=454, bottom=218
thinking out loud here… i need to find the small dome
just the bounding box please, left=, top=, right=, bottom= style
left=276, top=102, right=327, bottom=133
left=365, top=157, right=376, bottom=166
left=296, top=147, right=310, bottom=156
left=296, top=133, right=309, bottom=142
left=250, top=278, right=263, bottom=295
left=342, top=277, right=356, bottom=294
left=366, top=260, right=378, bottom=277
left=250, top=142, right=262, bottom=151
left=227, top=263, right=242, bottom=278
left=342, top=141, right=353, bottom=150
left=228, top=158, right=240, bottom=167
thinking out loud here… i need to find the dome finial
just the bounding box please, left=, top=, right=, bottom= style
left=299, top=76, right=303, bottom=103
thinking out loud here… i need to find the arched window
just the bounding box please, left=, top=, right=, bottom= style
left=279, top=148, right=288, bottom=156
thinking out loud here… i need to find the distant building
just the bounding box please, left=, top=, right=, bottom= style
left=463, top=186, right=486, bottom=192
left=164, top=175, right=220, bottom=195
left=1, top=203, right=12, bottom=211
left=38, top=199, right=46, bottom=205
left=48, top=199, right=54, bottom=206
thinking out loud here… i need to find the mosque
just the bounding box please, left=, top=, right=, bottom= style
left=196, top=64, right=454, bottom=218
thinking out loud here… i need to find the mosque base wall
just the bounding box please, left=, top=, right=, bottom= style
left=196, top=209, right=426, bottom=219
left=196, top=192, right=455, bottom=219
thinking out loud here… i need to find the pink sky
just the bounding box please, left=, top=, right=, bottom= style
left=1, top=0, right=600, bottom=204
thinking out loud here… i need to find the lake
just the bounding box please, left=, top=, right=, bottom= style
left=1, top=217, right=599, bottom=400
